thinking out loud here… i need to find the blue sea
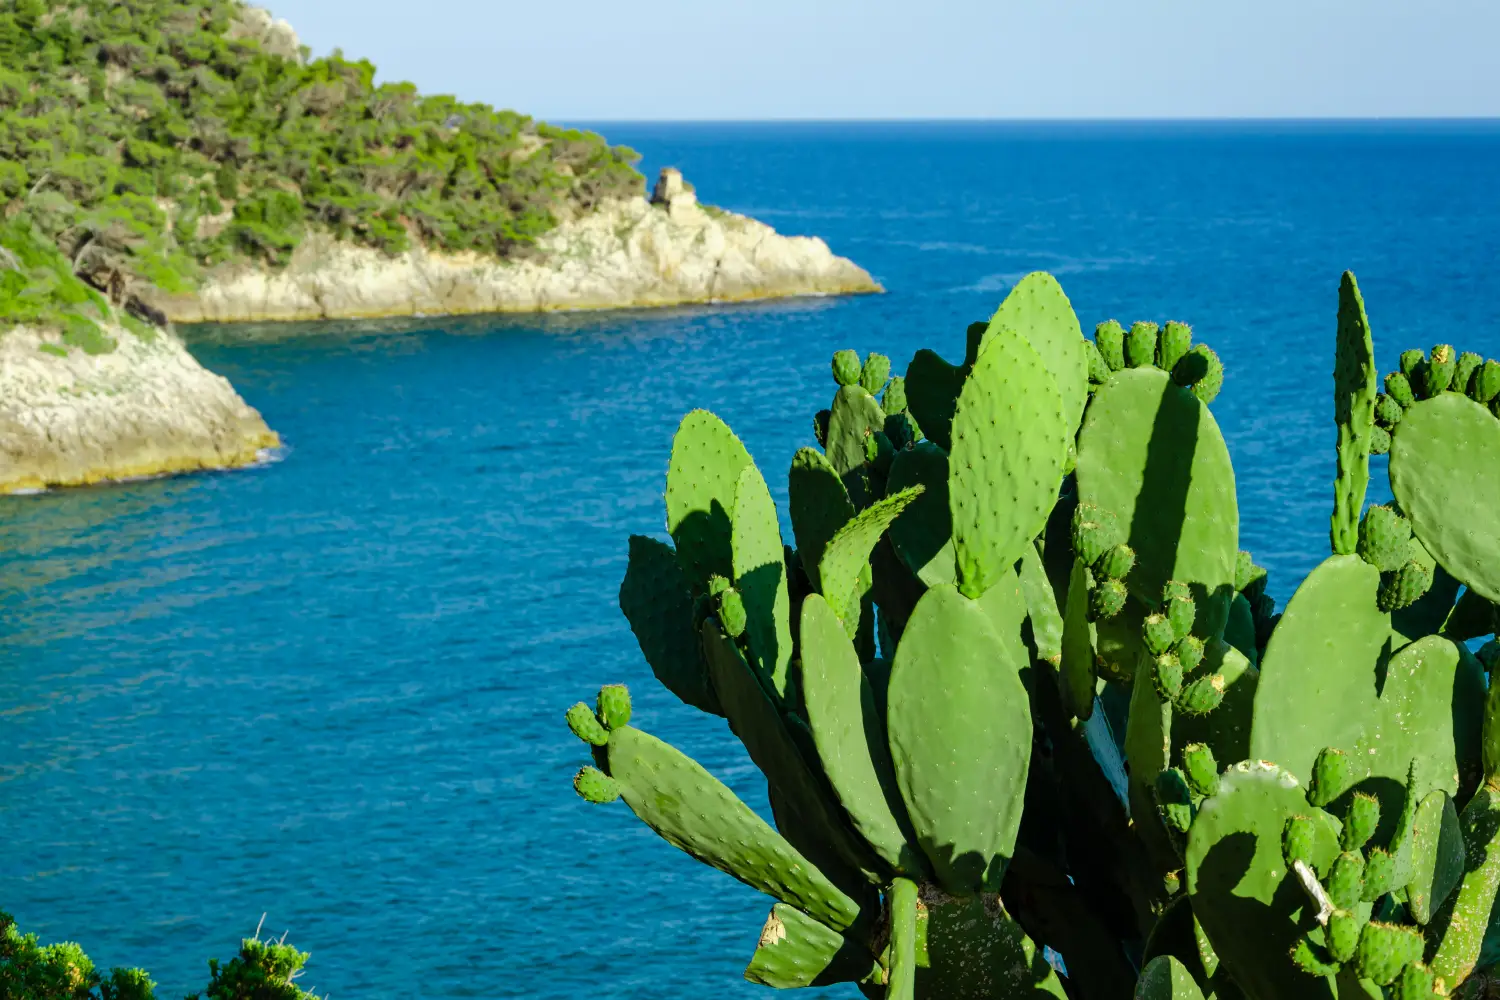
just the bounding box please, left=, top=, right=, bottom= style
left=2, top=121, right=1499, bottom=998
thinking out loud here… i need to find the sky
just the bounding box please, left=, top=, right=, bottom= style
left=263, top=0, right=1500, bottom=121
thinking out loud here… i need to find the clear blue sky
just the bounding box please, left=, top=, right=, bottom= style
left=266, top=0, right=1500, bottom=121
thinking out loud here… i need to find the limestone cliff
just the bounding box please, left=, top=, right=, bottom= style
left=0, top=324, right=278, bottom=493
left=143, top=170, right=881, bottom=324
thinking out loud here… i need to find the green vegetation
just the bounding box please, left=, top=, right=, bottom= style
left=1, top=910, right=320, bottom=999
left=565, top=270, right=1500, bottom=998
left=0, top=0, right=643, bottom=344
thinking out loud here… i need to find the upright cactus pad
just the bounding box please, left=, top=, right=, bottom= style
left=984, top=271, right=1090, bottom=435
left=826, top=384, right=888, bottom=488
left=1075, top=367, right=1239, bottom=637
left=904, top=347, right=967, bottom=452
left=861, top=353, right=892, bottom=395
left=1331, top=271, right=1378, bottom=556
left=1390, top=390, right=1500, bottom=602
left=619, top=534, right=721, bottom=715
left=666, top=409, right=753, bottom=587
left=886, top=442, right=956, bottom=587
left=886, top=585, right=1031, bottom=894
left=1126, top=321, right=1159, bottom=368
left=819, top=485, right=925, bottom=635
left=949, top=325, right=1069, bottom=600
left=788, top=447, right=857, bottom=592
left=832, top=349, right=862, bottom=386
left=743, top=903, right=879, bottom=989
left=732, top=464, right=794, bottom=698
left=1406, top=790, right=1463, bottom=926
left=1096, top=320, right=1126, bottom=371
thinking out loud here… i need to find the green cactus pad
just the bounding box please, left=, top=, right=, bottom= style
left=1429, top=784, right=1500, bottom=987
left=1090, top=578, right=1129, bottom=621
left=1159, top=322, right=1193, bottom=376
left=1096, top=320, right=1126, bottom=371
left=1327, top=850, right=1365, bottom=909
left=1342, top=793, right=1381, bottom=852
left=912, top=888, right=1067, bottom=999
left=1386, top=371, right=1417, bottom=409
left=1283, top=815, right=1318, bottom=869
left=1060, top=559, right=1098, bottom=721
left=801, top=593, right=923, bottom=876
left=702, top=623, right=882, bottom=886
left=666, top=410, right=753, bottom=587
left=861, top=353, right=892, bottom=395
left=1400, top=349, right=1425, bottom=378
left=1310, top=748, right=1355, bottom=809
left=1075, top=367, right=1239, bottom=637
left=886, top=442, right=956, bottom=588
left=1135, top=955, right=1208, bottom=1000
left=1353, top=922, right=1424, bottom=987
left=1332, top=272, right=1379, bottom=556
left=1474, top=359, right=1500, bottom=404
left=984, top=271, right=1090, bottom=435
left=1175, top=673, right=1225, bottom=716
left=730, top=464, right=794, bottom=697
left=566, top=702, right=610, bottom=746
left=1327, top=909, right=1361, bottom=963
left=833, top=349, right=862, bottom=386
left=887, top=585, right=1032, bottom=894
left=1182, top=743, right=1219, bottom=798
left=819, top=484, right=924, bottom=635
left=1127, top=655, right=1177, bottom=871
left=886, top=877, right=918, bottom=1000
left=1457, top=352, right=1484, bottom=395
left=1086, top=340, right=1110, bottom=383
left=1181, top=345, right=1225, bottom=404
left=1406, top=790, right=1463, bottom=926
left=1362, top=848, right=1395, bottom=902
left=883, top=375, right=909, bottom=415
left=1095, top=543, right=1137, bottom=582
left=904, top=347, right=967, bottom=452
left=826, top=384, right=888, bottom=486
left=1250, top=555, right=1388, bottom=793
left=949, top=326, right=1069, bottom=600
left=1017, top=544, right=1064, bottom=665
left=743, top=903, right=879, bottom=989
left=573, top=765, right=620, bottom=803
left=1073, top=502, right=1124, bottom=568
left=619, top=535, right=721, bottom=715
left=597, top=684, right=632, bottom=730
left=1392, top=963, right=1435, bottom=1000
left=605, top=724, right=860, bottom=930
left=1290, top=938, right=1341, bottom=978
left=1186, top=761, right=1343, bottom=1000
left=1126, top=321, right=1160, bottom=368
left=1157, top=768, right=1195, bottom=833
left=789, top=447, right=857, bottom=592
left=1224, top=593, right=1258, bottom=664
left=1389, top=391, right=1500, bottom=603
left=1424, top=344, right=1457, bottom=396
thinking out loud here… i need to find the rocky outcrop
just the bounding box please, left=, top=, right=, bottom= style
left=142, top=171, right=882, bottom=324
left=0, top=324, right=278, bottom=493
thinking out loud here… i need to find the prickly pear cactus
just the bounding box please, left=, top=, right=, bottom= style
left=565, top=269, right=1500, bottom=1000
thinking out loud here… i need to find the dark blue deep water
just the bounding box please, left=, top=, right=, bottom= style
left=3, top=122, right=1500, bottom=998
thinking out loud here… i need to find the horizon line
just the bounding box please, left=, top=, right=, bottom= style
left=557, top=114, right=1500, bottom=124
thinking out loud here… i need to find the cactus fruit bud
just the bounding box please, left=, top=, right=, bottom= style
left=596, top=684, right=633, bottom=730
left=1385, top=371, right=1416, bottom=409
left=1175, top=673, right=1224, bottom=716
left=1162, top=580, right=1192, bottom=603
left=1085, top=340, right=1110, bottom=383
left=1456, top=351, right=1484, bottom=396
left=573, top=766, right=620, bottom=804
left=860, top=353, right=891, bottom=395
left=1188, top=345, right=1225, bottom=404
left=1125, top=321, right=1159, bottom=369
left=1327, top=909, right=1361, bottom=963
left=1071, top=503, right=1122, bottom=566
left=1152, top=652, right=1184, bottom=702
left=1377, top=558, right=1433, bottom=613
left=1174, top=634, right=1205, bottom=673
left=1374, top=393, right=1404, bottom=429
left=832, top=350, right=862, bottom=386
left=814, top=409, right=830, bottom=448
left=1369, top=426, right=1391, bottom=456
left=1095, top=320, right=1126, bottom=371
left=1362, top=848, right=1395, bottom=902
left=1155, top=768, right=1194, bottom=833
left=1310, top=747, right=1354, bottom=807
left=1291, top=937, right=1341, bottom=977
left=1089, top=579, right=1128, bottom=621
left=1342, top=792, right=1380, bottom=851
left=1357, top=504, right=1412, bottom=573
left=566, top=702, right=610, bottom=746
left=1421, top=344, right=1456, bottom=396
left=718, top=587, right=748, bottom=637
left=1158, top=321, right=1192, bottom=374
left=1095, top=544, right=1136, bottom=582
left=1166, top=594, right=1195, bottom=640
left=882, top=375, right=908, bottom=415
left=1182, top=743, right=1219, bottom=797
left=707, top=574, right=731, bottom=596
left=1143, top=614, right=1176, bottom=656
left=1473, top=359, right=1500, bottom=405
left=1399, top=349, right=1425, bottom=378
left=1237, top=553, right=1269, bottom=603
left=1283, top=814, right=1318, bottom=869
left=1327, top=851, right=1365, bottom=909
left=1392, top=962, right=1435, bottom=1000
left=1163, top=869, right=1181, bottom=896
left=1353, top=922, right=1424, bottom=987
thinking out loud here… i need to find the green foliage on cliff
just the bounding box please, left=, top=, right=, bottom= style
left=1, top=910, right=321, bottom=999
left=0, top=0, right=645, bottom=344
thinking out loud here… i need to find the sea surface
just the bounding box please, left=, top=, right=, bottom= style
left=3, top=121, right=1500, bottom=998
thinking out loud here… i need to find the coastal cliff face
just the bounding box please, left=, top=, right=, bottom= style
left=143, top=172, right=882, bottom=324
left=0, top=324, right=278, bottom=493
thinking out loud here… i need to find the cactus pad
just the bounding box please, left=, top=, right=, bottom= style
left=984, top=271, right=1090, bottom=435
left=861, top=353, right=892, bottom=395
left=1134, top=955, right=1207, bottom=1000
left=597, top=684, right=632, bottom=730
left=1389, top=391, right=1500, bottom=602
left=743, top=903, right=879, bottom=989
left=573, top=765, right=620, bottom=803
left=912, top=887, right=1067, bottom=999
left=1126, top=322, right=1159, bottom=368
left=887, top=585, right=1032, bottom=894
left=1060, top=559, right=1098, bottom=720
left=1072, top=502, right=1123, bottom=568
left=826, top=384, right=888, bottom=487
left=949, top=326, right=1069, bottom=600
left=886, top=442, right=956, bottom=587
left=666, top=410, right=753, bottom=587
left=605, top=724, right=861, bottom=930
left=819, top=484, right=924, bottom=635
left=904, top=347, right=967, bottom=452
left=619, top=535, right=721, bottom=715
left=1075, top=367, right=1238, bottom=637
left=1406, top=790, right=1463, bottom=926
left=732, top=464, right=794, bottom=697
left=833, top=349, right=862, bottom=386
left=567, top=702, right=609, bottom=746
left=1332, top=271, right=1378, bottom=556
left=788, top=447, right=857, bottom=592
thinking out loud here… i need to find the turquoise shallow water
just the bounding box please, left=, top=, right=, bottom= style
left=3, top=121, right=1500, bottom=998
